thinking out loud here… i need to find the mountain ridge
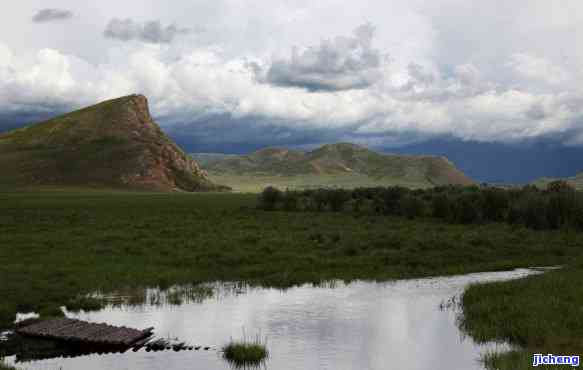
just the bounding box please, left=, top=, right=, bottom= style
left=0, top=95, right=227, bottom=192
left=193, top=143, right=474, bottom=191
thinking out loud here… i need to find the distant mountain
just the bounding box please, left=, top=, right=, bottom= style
left=190, top=153, right=238, bottom=167
left=532, top=172, right=583, bottom=190
left=0, top=95, right=227, bottom=192
left=196, top=143, right=474, bottom=191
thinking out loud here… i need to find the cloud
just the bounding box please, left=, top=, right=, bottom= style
left=254, top=23, right=386, bottom=92
left=507, top=53, right=569, bottom=85
left=1, top=40, right=583, bottom=149
left=4, top=0, right=583, bottom=151
left=104, top=19, right=193, bottom=44
left=32, top=9, right=73, bottom=23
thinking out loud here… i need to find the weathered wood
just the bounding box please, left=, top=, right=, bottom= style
left=16, top=318, right=153, bottom=347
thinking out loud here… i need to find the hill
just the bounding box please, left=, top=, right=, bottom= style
left=196, top=143, right=474, bottom=191
left=0, top=95, right=227, bottom=192
left=532, top=172, right=583, bottom=190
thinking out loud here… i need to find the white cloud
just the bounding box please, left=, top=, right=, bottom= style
left=1, top=0, right=583, bottom=147
left=507, top=53, right=569, bottom=85
left=254, top=23, right=385, bottom=92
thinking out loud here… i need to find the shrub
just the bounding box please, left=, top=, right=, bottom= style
left=516, top=194, right=549, bottom=230
left=546, top=180, right=575, bottom=194
left=400, top=195, right=425, bottom=219
left=327, top=189, right=350, bottom=212
left=282, top=190, right=299, bottom=211
left=452, top=194, right=482, bottom=224
left=381, top=186, right=409, bottom=215
left=431, top=194, right=452, bottom=219
left=0, top=306, right=14, bottom=329
left=259, top=186, right=282, bottom=211
left=481, top=189, right=509, bottom=222
left=312, top=189, right=329, bottom=211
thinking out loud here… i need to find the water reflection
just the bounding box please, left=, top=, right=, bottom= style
left=3, top=269, right=541, bottom=370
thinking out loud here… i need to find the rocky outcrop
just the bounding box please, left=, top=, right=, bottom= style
left=0, top=94, right=228, bottom=192
left=110, top=95, right=220, bottom=191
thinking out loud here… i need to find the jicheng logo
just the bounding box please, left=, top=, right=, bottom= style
left=533, top=354, right=580, bottom=367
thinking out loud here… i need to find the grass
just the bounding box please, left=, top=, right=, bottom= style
left=0, top=361, right=16, bottom=370
left=206, top=173, right=431, bottom=192
left=481, top=350, right=578, bottom=370
left=461, top=265, right=583, bottom=370
left=222, top=333, right=268, bottom=366
left=2, top=191, right=583, bottom=364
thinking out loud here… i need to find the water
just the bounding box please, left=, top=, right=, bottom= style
left=4, top=268, right=541, bottom=370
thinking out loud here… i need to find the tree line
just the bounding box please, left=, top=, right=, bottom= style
left=257, top=181, right=583, bottom=231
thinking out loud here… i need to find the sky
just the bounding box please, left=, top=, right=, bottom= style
left=1, top=1, right=583, bottom=182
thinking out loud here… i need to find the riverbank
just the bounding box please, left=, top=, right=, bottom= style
left=461, top=264, right=583, bottom=369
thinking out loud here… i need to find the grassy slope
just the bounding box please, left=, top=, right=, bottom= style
left=0, top=96, right=142, bottom=190
left=199, top=143, right=473, bottom=191
left=1, top=192, right=583, bottom=331
left=0, top=96, right=218, bottom=192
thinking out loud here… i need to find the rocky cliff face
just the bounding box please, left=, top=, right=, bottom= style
left=106, top=95, right=219, bottom=191
left=0, top=94, right=228, bottom=192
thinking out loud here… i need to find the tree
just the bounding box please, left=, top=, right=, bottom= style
left=282, top=190, right=299, bottom=211
left=327, top=189, right=350, bottom=212
left=400, top=195, right=425, bottom=219
left=259, top=186, right=282, bottom=211
left=431, top=194, right=452, bottom=219
left=382, top=186, right=409, bottom=215
left=452, top=194, right=482, bottom=224
left=312, top=189, right=329, bottom=211
left=546, top=180, right=575, bottom=194
left=481, top=189, right=509, bottom=222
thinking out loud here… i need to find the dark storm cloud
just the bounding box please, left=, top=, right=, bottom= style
left=104, top=18, right=193, bottom=43
left=390, top=135, right=583, bottom=184
left=525, top=102, right=547, bottom=120
left=163, top=113, right=359, bottom=153
left=255, top=23, right=384, bottom=92
left=0, top=111, right=63, bottom=133
left=32, top=9, right=73, bottom=23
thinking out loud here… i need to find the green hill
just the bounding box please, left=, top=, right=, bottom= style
left=0, top=95, right=226, bottom=192
left=195, top=143, right=474, bottom=192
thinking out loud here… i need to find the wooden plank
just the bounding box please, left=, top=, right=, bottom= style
left=15, top=318, right=153, bottom=347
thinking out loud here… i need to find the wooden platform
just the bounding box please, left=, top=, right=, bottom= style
left=16, top=318, right=153, bottom=347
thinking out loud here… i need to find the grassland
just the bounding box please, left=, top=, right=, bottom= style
left=206, top=173, right=431, bottom=192
left=1, top=192, right=583, bottom=330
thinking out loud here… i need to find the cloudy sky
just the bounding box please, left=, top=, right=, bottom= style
left=1, top=1, right=583, bottom=181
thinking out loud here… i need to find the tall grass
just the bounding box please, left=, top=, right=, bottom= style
left=222, top=330, right=268, bottom=367
left=0, top=360, right=16, bottom=370
left=461, top=264, right=583, bottom=370
left=481, top=350, right=577, bottom=370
